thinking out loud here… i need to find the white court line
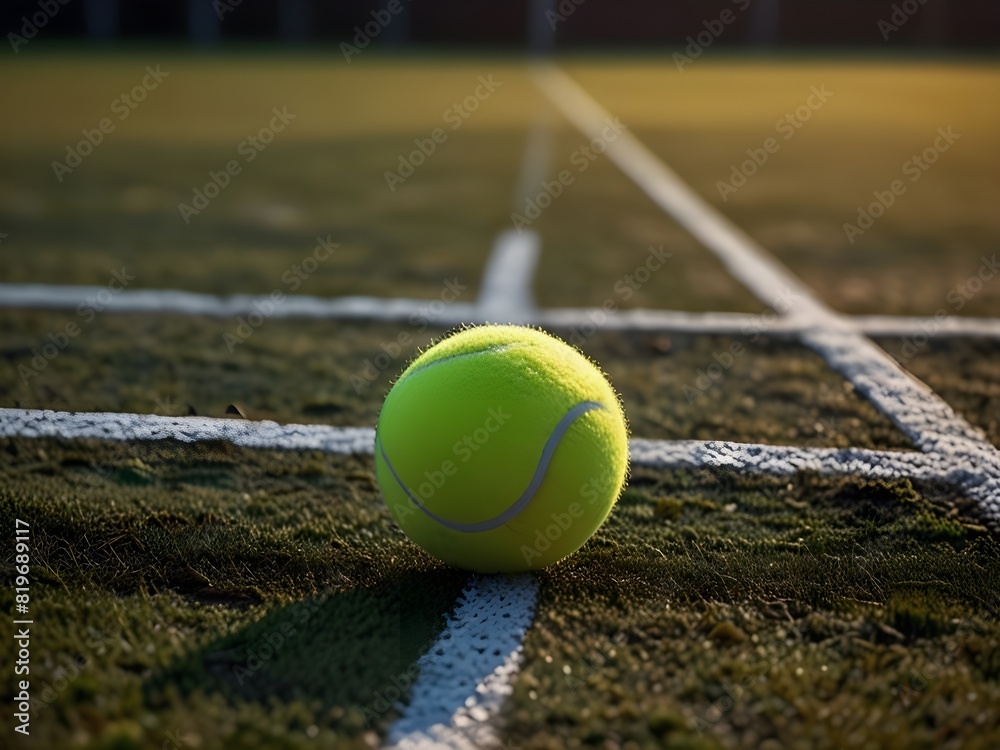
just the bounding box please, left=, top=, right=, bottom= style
left=477, top=230, right=540, bottom=323
left=537, top=307, right=807, bottom=336
left=538, top=308, right=1000, bottom=340
left=534, top=64, right=1000, bottom=527
left=533, top=66, right=829, bottom=326
left=387, top=575, right=538, bottom=750
left=475, top=108, right=553, bottom=325
left=0, top=283, right=479, bottom=325
left=0, top=407, right=375, bottom=455
left=2, top=282, right=998, bottom=338
left=851, top=314, right=1000, bottom=339
left=3, top=409, right=992, bottom=521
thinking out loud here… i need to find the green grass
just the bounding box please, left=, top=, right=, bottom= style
left=507, top=466, right=1000, bottom=750
left=0, top=436, right=468, bottom=748
left=566, top=58, right=1000, bottom=317
left=0, top=51, right=761, bottom=312
left=0, top=312, right=912, bottom=449
left=4, top=54, right=998, bottom=314
left=0, top=55, right=535, bottom=298
left=1, top=51, right=998, bottom=750
left=2, top=438, right=998, bottom=749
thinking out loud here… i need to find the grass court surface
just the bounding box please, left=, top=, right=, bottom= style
left=1, top=52, right=999, bottom=749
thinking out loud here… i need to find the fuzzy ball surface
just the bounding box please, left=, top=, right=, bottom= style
left=374, top=325, right=629, bottom=573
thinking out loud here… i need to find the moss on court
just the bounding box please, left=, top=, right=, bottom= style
left=0, top=133, right=517, bottom=300
left=1, top=312, right=911, bottom=449
left=2, top=438, right=997, bottom=749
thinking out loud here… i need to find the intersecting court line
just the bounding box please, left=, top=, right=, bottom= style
left=534, top=64, right=1000, bottom=528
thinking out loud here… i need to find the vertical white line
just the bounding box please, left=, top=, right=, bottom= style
left=387, top=575, right=539, bottom=750
left=477, top=101, right=554, bottom=324
left=478, top=230, right=540, bottom=323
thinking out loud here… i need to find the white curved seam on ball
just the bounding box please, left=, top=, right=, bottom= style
left=379, top=400, right=606, bottom=533
left=402, top=343, right=522, bottom=380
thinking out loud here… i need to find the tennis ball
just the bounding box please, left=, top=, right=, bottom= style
left=374, top=324, right=629, bottom=573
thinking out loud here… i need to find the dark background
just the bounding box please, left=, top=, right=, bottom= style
left=3, top=0, right=999, bottom=48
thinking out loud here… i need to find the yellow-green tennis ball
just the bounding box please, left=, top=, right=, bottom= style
left=374, top=324, right=629, bottom=573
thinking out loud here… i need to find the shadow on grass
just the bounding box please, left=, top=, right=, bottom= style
left=148, top=569, right=467, bottom=721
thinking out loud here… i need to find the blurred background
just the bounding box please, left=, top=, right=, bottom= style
left=0, top=0, right=1000, bottom=49
left=1, top=0, right=999, bottom=47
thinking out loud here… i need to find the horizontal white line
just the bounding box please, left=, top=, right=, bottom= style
left=541, top=308, right=1000, bottom=339
left=537, top=307, right=807, bottom=335
left=0, top=407, right=375, bottom=455
left=630, top=437, right=943, bottom=479
left=4, top=408, right=995, bottom=517
left=0, top=283, right=479, bottom=325
left=1, top=283, right=997, bottom=338
left=851, top=314, right=1000, bottom=339
left=0, top=407, right=965, bottom=474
